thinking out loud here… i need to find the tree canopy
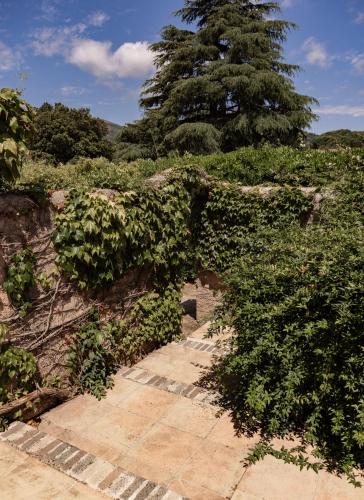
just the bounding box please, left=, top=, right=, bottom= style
left=115, top=0, right=317, bottom=159
left=31, top=103, right=113, bottom=164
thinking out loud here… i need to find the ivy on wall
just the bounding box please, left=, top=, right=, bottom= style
left=3, top=248, right=36, bottom=316
left=0, top=324, right=37, bottom=430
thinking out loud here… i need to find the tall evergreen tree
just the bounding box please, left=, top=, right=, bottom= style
left=116, top=0, right=317, bottom=158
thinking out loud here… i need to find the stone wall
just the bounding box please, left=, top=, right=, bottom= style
left=0, top=191, right=151, bottom=382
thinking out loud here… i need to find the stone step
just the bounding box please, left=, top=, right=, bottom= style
left=0, top=421, right=185, bottom=500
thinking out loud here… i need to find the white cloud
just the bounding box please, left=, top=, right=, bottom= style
left=351, top=53, right=364, bottom=73
left=355, top=11, right=364, bottom=24
left=315, top=105, right=364, bottom=117
left=61, top=85, right=86, bottom=96
left=0, top=41, right=20, bottom=72
left=68, top=39, right=154, bottom=79
left=30, top=10, right=153, bottom=82
left=87, top=11, right=110, bottom=27
left=302, top=37, right=331, bottom=68
left=31, top=24, right=86, bottom=57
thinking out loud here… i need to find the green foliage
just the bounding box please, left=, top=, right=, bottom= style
left=125, top=0, right=317, bottom=155
left=165, top=123, right=222, bottom=155
left=113, top=114, right=163, bottom=161
left=197, top=185, right=313, bottom=272
left=0, top=88, right=34, bottom=184
left=209, top=211, right=364, bottom=480
left=31, top=102, right=113, bottom=164
left=68, top=288, right=182, bottom=397
left=312, top=129, right=364, bottom=150
left=3, top=248, right=36, bottom=315
left=109, top=285, right=182, bottom=363
left=15, top=146, right=364, bottom=193
left=245, top=442, right=324, bottom=474
left=54, top=191, right=128, bottom=289
left=54, top=166, right=201, bottom=289
left=191, top=146, right=364, bottom=187
left=18, top=156, right=161, bottom=192
left=0, top=325, right=37, bottom=405
left=68, top=312, right=116, bottom=400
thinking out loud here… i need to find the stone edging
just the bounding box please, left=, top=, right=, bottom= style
left=0, top=422, right=185, bottom=500
left=119, top=366, right=214, bottom=404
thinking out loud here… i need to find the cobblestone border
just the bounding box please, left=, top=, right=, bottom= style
left=176, top=338, right=225, bottom=355
left=0, top=422, right=185, bottom=500
left=119, top=366, right=215, bottom=404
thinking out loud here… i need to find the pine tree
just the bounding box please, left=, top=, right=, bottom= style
left=117, top=0, right=317, bottom=157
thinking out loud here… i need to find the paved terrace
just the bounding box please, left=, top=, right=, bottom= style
left=1, top=323, right=362, bottom=499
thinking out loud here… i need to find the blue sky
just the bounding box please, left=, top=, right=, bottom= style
left=1, top=0, right=364, bottom=133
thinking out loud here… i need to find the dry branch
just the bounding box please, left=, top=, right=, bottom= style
left=0, top=388, right=70, bottom=421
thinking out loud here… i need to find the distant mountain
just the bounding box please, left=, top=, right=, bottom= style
left=103, top=120, right=122, bottom=140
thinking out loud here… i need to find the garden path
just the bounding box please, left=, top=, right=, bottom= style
left=1, top=322, right=362, bottom=499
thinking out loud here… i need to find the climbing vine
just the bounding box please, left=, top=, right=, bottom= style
left=54, top=165, right=205, bottom=290
left=53, top=191, right=129, bottom=289
left=67, top=310, right=117, bottom=400
left=0, top=324, right=37, bottom=430
left=109, top=284, right=183, bottom=364
left=3, top=248, right=36, bottom=316
left=196, top=185, right=314, bottom=272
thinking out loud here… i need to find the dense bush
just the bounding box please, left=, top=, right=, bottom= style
left=15, top=146, right=364, bottom=193
left=192, top=146, right=364, bottom=187
left=208, top=191, right=364, bottom=482
left=31, top=103, right=113, bottom=164
left=0, top=88, right=34, bottom=185
left=18, top=156, right=161, bottom=191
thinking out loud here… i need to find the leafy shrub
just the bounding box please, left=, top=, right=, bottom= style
left=0, top=88, right=34, bottom=184
left=209, top=218, right=364, bottom=481
left=193, top=146, right=364, bottom=187
left=3, top=248, right=36, bottom=315
left=18, top=157, right=161, bottom=191
left=68, top=312, right=116, bottom=400
left=109, top=285, right=182, bottom=363
left=0, top=325, right=37, bottom=405
left=15, top=146, right=364, bottom=193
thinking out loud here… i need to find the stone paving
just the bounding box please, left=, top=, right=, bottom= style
left=1, top=322, right=363, bottom=499
left=0, top=440, right=104, bottom=499
left=0, top=421, right=183, bottom=499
